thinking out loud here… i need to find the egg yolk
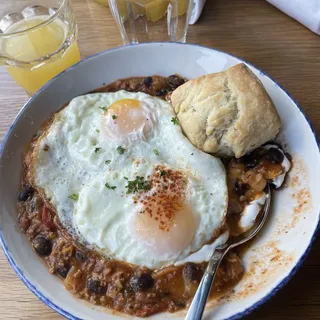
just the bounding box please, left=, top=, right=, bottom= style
left=135, top=203, right=196, bottom=256
left=102, top=99, right=152, bottom=141
left=134, top=167, right=197, bottom=256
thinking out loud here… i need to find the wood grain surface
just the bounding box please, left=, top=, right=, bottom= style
left=1, top=0, right=320, bottom=319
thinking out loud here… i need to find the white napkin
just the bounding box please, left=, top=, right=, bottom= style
left=267, top=0, right=320, bottom=35
left=189, top=0, right=207, bottom=25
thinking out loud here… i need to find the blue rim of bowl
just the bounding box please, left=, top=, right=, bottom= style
left=0, top=42, right=319, bottom=320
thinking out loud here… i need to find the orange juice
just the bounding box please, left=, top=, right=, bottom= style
left=143, top=0, right=189, bottom=22
left=115, top=0, right=189, bottom=22
left=1, top=17, right=80, bottom=94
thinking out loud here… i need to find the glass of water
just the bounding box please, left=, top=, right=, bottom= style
left=0, top=0, right=80, bottom=95
left=108, top=0, right=193, bottom=44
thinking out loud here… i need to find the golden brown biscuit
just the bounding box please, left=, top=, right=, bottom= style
left=171, top=63, right=281, bottom=158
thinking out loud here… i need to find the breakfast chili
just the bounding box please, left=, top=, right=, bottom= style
left=17, top=75, right=287, bottom=317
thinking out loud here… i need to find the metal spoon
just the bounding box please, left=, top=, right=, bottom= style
left=185, top=185, right=271, bottom=320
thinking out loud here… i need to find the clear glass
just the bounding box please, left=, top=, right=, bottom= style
left=94, top=0, right=109, bottom=6
left=108, top=0, right=193, bottom=44
left=0, top=0, right=80, bottom=95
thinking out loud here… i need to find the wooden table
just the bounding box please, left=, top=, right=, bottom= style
left=1, top=0, right=320, bottom=319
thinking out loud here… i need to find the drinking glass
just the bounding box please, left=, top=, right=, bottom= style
left=0, top=0, right=80, bottom=95
left=108, top=0, right=193, bottom=44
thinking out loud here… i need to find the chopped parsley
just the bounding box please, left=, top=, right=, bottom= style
left=112, top=114, right=118, bottom=120
left=125, top=176, right=150, bottom=194
left=153, top=149, right=159, bottom=155
left=68, top=193, right=79, bottom=201
left=171, top=117, right=179, bottom=125
left=160, top=170, right=167, bottom=177
left=117, top=146, right=125, bottom=154
left=95, top=147, right=101, bottom=153
left=105, top=160, right=111, bottom=164
left=105, top=182, right=116, bottom=190
left=99, top=106, right=108, bottom=111
left=96, top=129, right=100, bottom=133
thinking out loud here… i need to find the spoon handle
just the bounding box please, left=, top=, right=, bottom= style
left=185, top=246, right=229, bottom=320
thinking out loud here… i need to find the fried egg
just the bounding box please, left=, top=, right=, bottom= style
left=33, top=91, right=228, bottom=269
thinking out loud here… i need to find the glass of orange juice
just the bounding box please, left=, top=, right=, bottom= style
left=108, top=0, right=193, bottom=44
left=0, top=0, right=80, bottom=95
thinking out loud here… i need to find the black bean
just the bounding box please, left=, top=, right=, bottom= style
left=183, top=263, right=201, bottom=282
left=239, top=148, right=265, bottom=167
left=56, top=265, right=70, bottom=279
left=252, top=147, right=267, bottom=159
left=86, top=278, right=107, bottom=294
left=143, top=76, right=153, bottom=88
left=155, top=89, right=168, bottom=96
left=167, top=75, right=185, bottom=88
left=75, top=250, right=87, bottom=262
left=175, top=301, right=186, bottom=308
left=18, top=185, right=34, bottom=202
left=234, top=181, right=248, bottom=196
left=265, top=148, right=284, bottom=164
left=130, top=274, right=154, bottom=291
left=32, top=235, right=52, bottom=257
left=236, top=154, right=247, bottom=164
left=244, top=157, right=259, bottom=169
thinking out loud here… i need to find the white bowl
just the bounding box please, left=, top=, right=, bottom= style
left=0, top=43, right=319, bottom=320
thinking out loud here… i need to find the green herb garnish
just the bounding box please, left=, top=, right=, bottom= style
left=99, top=106, right=107, bottom=111
left=105, top=182, right=116, bottom=190
left=160, top=170, right=167, bottom=177
left=95, top=147, right=101, bottom=153
left=125, top=176, right=150, bottom=194
left=153, top=149, right=159, bottom=155
left=112, top=115, right=118, bottom=120
left=105, top=160, right=111, bottom=164
left=68, top=193, right=79, bottom=201
left=96, top=129, right=100, bottom=133
left=171, top=117, right=179, bottom=125
left=117, top=146, right=125, bottom=154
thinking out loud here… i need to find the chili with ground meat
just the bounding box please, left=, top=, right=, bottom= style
left=17, top=75, right=286, bottom=317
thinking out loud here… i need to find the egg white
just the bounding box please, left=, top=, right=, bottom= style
left=33, top=91, right=228, bottom=269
